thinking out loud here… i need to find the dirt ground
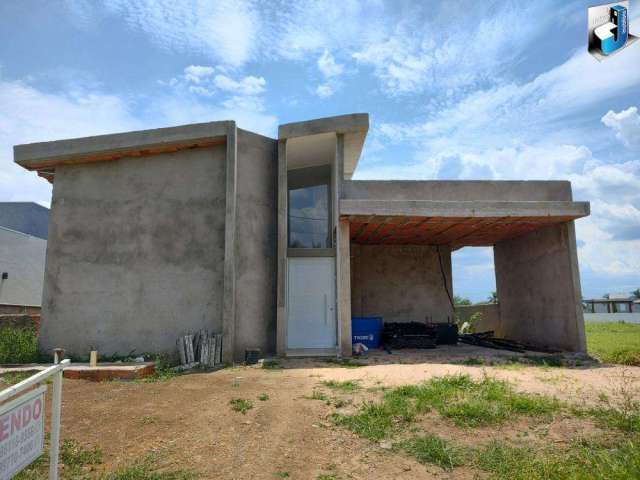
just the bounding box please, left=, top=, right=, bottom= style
left=53, top=346, right=640, bottom=479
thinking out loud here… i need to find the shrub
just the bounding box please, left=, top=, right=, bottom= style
left=0, top=327, right=39, bottom=364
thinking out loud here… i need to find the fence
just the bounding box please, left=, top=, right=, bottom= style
left=0, top=357, right=70, bottom=480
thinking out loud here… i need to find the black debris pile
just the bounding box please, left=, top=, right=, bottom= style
left=381, top=322, right=458, bottom=350
left=458, top=331, right=560, bottom=354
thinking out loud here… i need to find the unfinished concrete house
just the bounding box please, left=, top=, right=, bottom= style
left=14, top=114, right=590, bottom=361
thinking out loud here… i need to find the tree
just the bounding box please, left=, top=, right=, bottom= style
left=632, top=288, right=640, bottom=300
left=487, top=291, right=498, bottom=303
left=603, top=293, right=610, bottom=299
left=454, top=295, right=472, bottom=306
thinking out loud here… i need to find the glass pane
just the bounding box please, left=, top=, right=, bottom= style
left=288, top=184, right=330, bottom=248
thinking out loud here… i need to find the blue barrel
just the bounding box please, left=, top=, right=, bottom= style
left=352, top=317, right=383, bottom=348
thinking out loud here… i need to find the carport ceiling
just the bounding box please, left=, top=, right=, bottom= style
left=341, top=199, right=590, bottom=249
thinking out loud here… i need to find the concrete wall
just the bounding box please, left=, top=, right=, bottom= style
left=342, top=180, right=572, bottom=201
left=350, top=245, right=454, bottom=324
left=455, top=303, right=501, bottom=333
left=584, top=313, right=640, bottom=324
left=0, top=227, right=47, bottom=306
left=234, top=129, right=278, bottom=359
left=40, top=145, right=228, bottom=357
left=494, top=222, right=586, bottom=352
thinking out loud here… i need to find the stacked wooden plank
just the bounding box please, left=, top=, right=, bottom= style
left=177, top=330, right=223, bottom=369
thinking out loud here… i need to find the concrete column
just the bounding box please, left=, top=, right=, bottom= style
left=222, top=125, right=238, bottom=363
left=338, top=219, right=352, bottom=357
left=276, top=139, right=287, bottom=356
left=494, top=221, right=586, bottom=352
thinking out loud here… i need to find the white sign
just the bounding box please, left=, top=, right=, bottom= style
left=0, top=385, right=46, bottom=480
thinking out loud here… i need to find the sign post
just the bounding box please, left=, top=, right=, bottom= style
left=0, top=358, right=69, bottom=480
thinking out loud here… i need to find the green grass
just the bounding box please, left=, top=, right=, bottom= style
left=0, top=371, right=34, bottom=386
left=586, top=321, right=640, bottom=366
left=258, top=393, right=270, bottom=401
left=262, top=360, right=282, bottom=370
left=14, top=438, right=103, bottom=479
left=320, top=380, right=360, bottom=392
left=323, top=358, right=365, bottom=368
left=273, top=472, right=290, bottom=478
left=0, top=327, right=39, bottom=364
left=396, top=434, right=464, bottom=470
left=332, top=374, right=561, bottom=439
left=473, top=438, right=640, bottom=480
left=229, top=398, right=253, bottom=414
left=304, top=390, right=329, bottom=401
left=101, top=461, right=195, bottom=480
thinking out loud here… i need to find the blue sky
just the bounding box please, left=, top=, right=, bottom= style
left=1, top=0, right=639, bottom=302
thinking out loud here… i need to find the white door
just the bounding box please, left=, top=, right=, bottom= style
left=287, top=257, right=336, bottom=349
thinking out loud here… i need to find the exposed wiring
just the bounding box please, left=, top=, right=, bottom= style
left=436, top=245, right=455, bottom=318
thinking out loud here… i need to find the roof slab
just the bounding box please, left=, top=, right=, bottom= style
left=340, top=199, right=589, bottom=249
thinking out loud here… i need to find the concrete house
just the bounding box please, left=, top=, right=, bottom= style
left=0, top=203, right=49, bottom=313
left=14, top=114, right=590, bottom=361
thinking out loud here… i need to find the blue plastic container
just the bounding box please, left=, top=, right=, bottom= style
left=352, top=317, right=383, bottom=348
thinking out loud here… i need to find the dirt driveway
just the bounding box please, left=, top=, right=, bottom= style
left=56, top=346, right=640, bottom=479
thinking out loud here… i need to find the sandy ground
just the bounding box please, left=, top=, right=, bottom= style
left=49, top=346, right=640, bottom=479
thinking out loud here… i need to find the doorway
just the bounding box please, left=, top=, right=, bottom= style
left=287, top=257, right=336, bottom=349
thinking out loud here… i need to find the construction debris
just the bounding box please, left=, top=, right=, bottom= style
left=176, top=330, right=223, bottom=369
left=458, top=331, right=560, bottom=354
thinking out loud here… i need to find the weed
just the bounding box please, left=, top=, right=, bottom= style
left=473, top=438, right=640, bottom=480
left=134, top=355, right=181, bottom=383
left=0, top=371, right=34, bottom=387
left=576, top=369, right=640, bottom=433
left=274, top=472, right=290, bottom=478
left=462, top=357, right=484, bottom=366
left=262, top=360, right=282, bottom=370
left=101, top=457, right=195, bottom=479
left=141, top=415, right=157, bottom=425
left=316, top=475, right=338, bottom=480
left=229, top=398, right=253, bottom=414
left=334, top=374, right=561, bottom=438
left=305, top=390, right=328, bottom=401
left=397, top=434, right=465, bottom=471
left=320, top=380, right=360, bottom=392
left=332, top=398, right=352, bottom=408
left=258, top=393, right=270, bottom=401
left=15, top=438, right=103, bottom=480
left=323, top=358, right=364, bottom=368
left=0, top=327, right=39, bottom=364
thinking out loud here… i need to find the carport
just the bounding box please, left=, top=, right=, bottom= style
left=336, top=198, right=590, bottom=355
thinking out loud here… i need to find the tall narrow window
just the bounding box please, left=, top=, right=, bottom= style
left=288, top=165, right=331, bottom=249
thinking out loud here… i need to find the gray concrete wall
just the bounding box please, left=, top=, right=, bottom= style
left=351, top=245, right=454, bottom=324
left=0, top=227, right=47, bottom=306
left=455, top=303, right=501, bottom=333
left=40, top=145, right=228, bottom=357
left=342, top=180, right=572, bottom=201
left=494, top=222, right=586, bottom=352
left=234, top=129, right=278, bottom=359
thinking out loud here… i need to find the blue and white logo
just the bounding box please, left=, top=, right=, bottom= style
left=588, top=1, right=638, bottom=60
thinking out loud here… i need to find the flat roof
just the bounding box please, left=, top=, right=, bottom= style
left=341, top=199, right=590, bottom=249
left=14, top=121, right=233, bottom=173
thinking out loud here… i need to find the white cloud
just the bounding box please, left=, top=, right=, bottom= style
left=100, top=0, right=261, bottom=67
left=0, top=79, right=141, bottom=206
left=315, top=83, right=337, bottom=98
left=317, top=50, right=344, bottom=78
left=213, top=74, right=266, bottom=96
left=601, top=106, right=640, bottom=147
left=183, top=65, right=215, bottom=83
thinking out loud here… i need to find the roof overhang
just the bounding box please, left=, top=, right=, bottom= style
left=279, top=113, right=368, bottom=179
left=341, top=199, right=590, bottom=249
left=14, top=121, right=234, bottom=182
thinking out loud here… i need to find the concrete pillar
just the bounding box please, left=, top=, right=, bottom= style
left=493, top=221, right=586, bottom=352
left=276, top=139, right=287, bottom=356
left=338, top=219, right=352, bottom=357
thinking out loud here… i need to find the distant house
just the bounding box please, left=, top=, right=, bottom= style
left=0, top=203, right=49, bottom=313
left=583, top=294, right=640, bottom=323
